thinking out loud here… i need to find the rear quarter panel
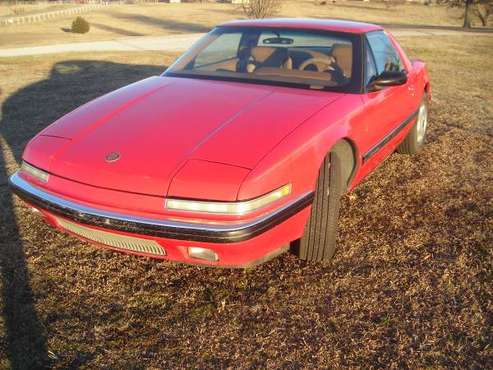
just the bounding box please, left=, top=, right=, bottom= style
left=411, top=59, right=432, bottom=101
left=388, top=31, right=431, bottom=100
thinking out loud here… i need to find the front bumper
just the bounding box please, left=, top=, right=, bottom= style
left=9, top=172, right=313, bottom=267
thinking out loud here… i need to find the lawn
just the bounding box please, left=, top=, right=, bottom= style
left=0, top=3, right=80, bottom=19
left=0, top=31, right=491, bottom=368
left=0, top=0, right=474, bottom=48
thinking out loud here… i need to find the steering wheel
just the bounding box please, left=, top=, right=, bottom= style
left=299, top=56, right=336, bottom=72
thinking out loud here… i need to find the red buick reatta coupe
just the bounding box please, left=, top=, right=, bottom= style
left=10, top=19, right=431, bottom=267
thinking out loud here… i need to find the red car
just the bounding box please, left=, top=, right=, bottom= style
left=10, top=19, right=431, bottom=267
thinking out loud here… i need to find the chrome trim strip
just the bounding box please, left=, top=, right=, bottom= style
left=9, top=173, right=314, bottom=243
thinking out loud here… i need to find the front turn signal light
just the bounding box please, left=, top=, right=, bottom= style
left=20, top=161, right=50, bottom=183
left=165, top=183, right=292, bottom=216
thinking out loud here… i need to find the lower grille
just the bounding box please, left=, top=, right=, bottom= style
left=57, top=217, right=165, bottom=256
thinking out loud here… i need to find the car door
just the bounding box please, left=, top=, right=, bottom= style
left=354, top=31, right=417, bottom=180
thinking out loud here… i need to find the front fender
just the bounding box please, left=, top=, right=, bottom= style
left=238, top=94, right=361, bottom=200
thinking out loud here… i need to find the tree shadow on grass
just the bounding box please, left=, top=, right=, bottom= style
left=0, top=60, right=164, bottom=368
left=111, top=13, right=210, bottom=33
left=90, top=22, right=146, bottom=37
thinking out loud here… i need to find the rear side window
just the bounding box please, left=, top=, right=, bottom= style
left=366, top=31, right=403, bottom=74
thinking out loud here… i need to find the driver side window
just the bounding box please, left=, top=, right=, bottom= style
left=366, top=31, right=403, bottom=75
left=365, top=40, right=378, bottom=86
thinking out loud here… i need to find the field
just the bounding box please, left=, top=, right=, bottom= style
left=0, top=27, right=492, bottom=368
left=0, top=0, right=477, bottom=48
left=0, top=3, right=80, bottom=18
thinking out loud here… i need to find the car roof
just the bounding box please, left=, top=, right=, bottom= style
left=220, top=18, right=383, bottom=34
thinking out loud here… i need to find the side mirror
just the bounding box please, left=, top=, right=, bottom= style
left=369, top=71, right=407, bottom=91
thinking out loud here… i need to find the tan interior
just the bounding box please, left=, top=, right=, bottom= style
left=331, top=43, right=353, bottom=77
left=194, top=44, right=352, bottom=84
left=254, top=67, right=332, bottom=82
left=249, top=46, right=292, bottom=70
left=250, top=46, right=276, bottom=63
left=295, top=48, right=332, bottom=61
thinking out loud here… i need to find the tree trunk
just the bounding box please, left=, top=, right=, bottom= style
left=464, top=0, right=473, bottom=28
left=476, top=4, right=489, bottom=26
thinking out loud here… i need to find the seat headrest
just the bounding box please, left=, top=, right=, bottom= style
left=331, top=43, right=353, bottom=77
left=250, top=47, right=277, bottom=63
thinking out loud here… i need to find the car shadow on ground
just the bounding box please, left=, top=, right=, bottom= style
left=0, top=60, right=164, bottom=369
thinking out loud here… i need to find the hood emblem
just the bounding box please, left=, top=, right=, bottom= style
left=105, top=152, right=120, bottom=163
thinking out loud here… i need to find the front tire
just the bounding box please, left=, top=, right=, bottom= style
left=298, top=151, right=344, bottom=262
left=397, top=96, right=429, bottom=155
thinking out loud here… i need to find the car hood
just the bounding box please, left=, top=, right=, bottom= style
left=32, top=76, right=341, bottom=196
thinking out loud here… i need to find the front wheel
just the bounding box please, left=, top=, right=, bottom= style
left=297, top=151, right=344, bottom=262
left=397, top=96, right=429, bottom=155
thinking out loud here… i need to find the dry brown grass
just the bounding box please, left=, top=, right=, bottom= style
left=0, top=34, right=492, bottom=368
left=0, top=0, right=471, bottom=48
left=0, top=3, right=79, bottom=18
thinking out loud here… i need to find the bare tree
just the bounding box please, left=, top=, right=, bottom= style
left=439, top=0, right=492, bottom=28
left=242, top=0, right=282, bottom=19
left=476, top=0, right=493, bottom=26
left=464, top=0, right=474, bottom=27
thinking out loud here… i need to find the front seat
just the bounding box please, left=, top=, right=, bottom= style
left=331, top=43, right=353, bottom=78
left=242, top=46, right=293, bottom=72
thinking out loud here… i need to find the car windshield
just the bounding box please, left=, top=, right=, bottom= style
left=165, top=27, right=359, bottom=91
